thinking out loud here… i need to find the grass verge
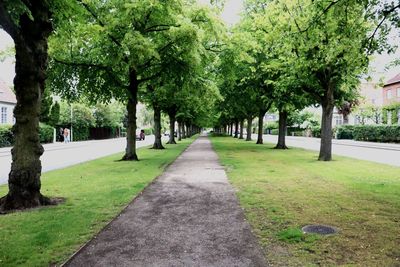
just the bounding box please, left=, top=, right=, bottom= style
left=211, top=136, right=400, bottom=266
left=0, top=137, right=195, bottom=266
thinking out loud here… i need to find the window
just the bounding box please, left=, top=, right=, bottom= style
left=387, top=89, right=392, bottom=99
left=1, top=107, right=7, bottom=124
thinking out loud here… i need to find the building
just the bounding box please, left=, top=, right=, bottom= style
left=383, top=73, right=400, bottom=106
left=0, top=80, right=16, bottom=125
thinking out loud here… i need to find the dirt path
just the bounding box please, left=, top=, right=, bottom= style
left=64, top=136, right=267, bottom=267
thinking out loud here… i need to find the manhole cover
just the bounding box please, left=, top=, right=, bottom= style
left=302, top=225, right=338, bottom=235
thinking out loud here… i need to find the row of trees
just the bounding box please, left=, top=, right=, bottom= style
left=213, top=0, right=399, bottom=159
left=0, top=0, right=222, bottom=211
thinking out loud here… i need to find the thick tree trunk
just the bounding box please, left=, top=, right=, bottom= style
left=167, top=113, right=176, bottom=144
left=239, top=120, right=244, bottom=139
left=319, top=92, right=335, bottom=161
left=275, top=110, right=288, bottom=149
left=246, top=116, right=252, bottom=141
left=256, top=110, right=266, bottom=144
left=152, top=104, right=164, bottom=149
left=234, top=120, right=239, bottom=138
left=0, top=5, right=54, bottom=211
left=122, top=71, right=139, bottom=161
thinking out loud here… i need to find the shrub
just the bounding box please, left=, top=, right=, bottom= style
left=0, top=124, right=13, bottom=147
left=271, top=129, right=279, bottom=135
left=0, top=124, right=55, bottom=148
left=39, top=123, right=54, bottom=143
left=353, top=125, right=400, bottom=143
left=311, top=125, right=321, bottom=138
left=336, top=125, right=355, bottom=139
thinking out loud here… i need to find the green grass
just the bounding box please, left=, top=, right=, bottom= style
left=0, top=137, right=195, bottom=267
left=211, top=136, right=400, bottom=266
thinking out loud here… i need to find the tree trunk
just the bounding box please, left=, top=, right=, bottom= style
left=239, top=119, right=244, bottom=139
left=319, top=93, right=335, bottom=161
left=152, top=104, right=164, bottom=149
left=256, top=110, right=266, bottom=144
left=178, top=121, right=182, bottom=141
left=234, top=120, right=239, bottom=138
left=0, top=5, right=54, bottom=211
left=343, top=114, right=349, bottom=125
left=182, top=122, right=186, bottom=139
left=246, top=116, right=252, bottom=141
left=167, top=113, right=176, bottom=144
left=122, top=70, right=139, bottom=161
left=275, top=110, right=288, bottom=149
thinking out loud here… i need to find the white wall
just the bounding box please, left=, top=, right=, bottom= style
left=0, top=102, right=15, bottom=125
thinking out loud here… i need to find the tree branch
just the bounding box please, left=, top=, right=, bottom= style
left=0, top=2, right=19, bottom=39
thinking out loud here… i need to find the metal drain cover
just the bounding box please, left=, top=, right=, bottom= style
left=302, top=225, right=338, bottom=235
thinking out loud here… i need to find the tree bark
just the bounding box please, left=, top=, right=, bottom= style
left=182, top=122, right=186, bottom=139
left=239, top=119, right=244, bottom=139
left=234, top=120, right=239, bottom=138
left=275, top=110, right=288, bottom=149
left=246, top=116, right=252, bottom=141
left=167, top=112, right=176, bottom=144
left=256, top=110, right=266, bottom=144
left=122, top=70, right=139, bottom=161
left=152, top=104, right=164, bottom=149
left=178, top=121, right=182, bottom=141
left=0, top=4, right=54, bottom=211
left=319, top=91, right=335, bottom=161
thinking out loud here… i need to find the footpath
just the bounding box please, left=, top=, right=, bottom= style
left=64, top=136, right=266, bottom=267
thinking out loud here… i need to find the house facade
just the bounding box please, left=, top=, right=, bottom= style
left=383, top=73, right=400, bottom=106
left=0, top=80, right=16, bottom=125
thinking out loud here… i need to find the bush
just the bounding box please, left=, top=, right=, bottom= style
left=39, top=123, right=54, bottom=143
left=0, top=124, right=55, bottom=148
left=0, top=124, right=13, bottom=147
left=353, top=125, right=400, bottom=143
left=311, top=125, right=321, bottom=138
left=336, top=125, right=355, bottom=139
left=271, top=129, right=279, bottom=135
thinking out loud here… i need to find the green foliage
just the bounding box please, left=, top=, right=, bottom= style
left=336, top=125, right=355, bottom=140
left=352, top=125, right=400, bottom=143
left=382, top=103, right=400, bottom=125
left=48, top=101, right=60, bottom=127
left=93, top=102, right=125, bottom=128
left=277, top=228, right=306, bottom=243
left=0, top=124, right=54, bottom=148
left=265, top=122, right=278, bottom=130
left=39, top=123, right=54, bottom=143
left=59, top=102, right=95, bottom=141
left=40, top=88, right=53, bottom=124
left=142, top=128, right=153, bottom=135
left=0, top=124, right=13, bottom=147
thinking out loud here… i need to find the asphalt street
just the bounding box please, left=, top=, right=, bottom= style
left=255, top=134, right=400, bottom=167
left=0, top=136, right=160, bottom=185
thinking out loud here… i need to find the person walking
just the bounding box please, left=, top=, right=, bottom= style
left=64, top=128, right=70, bottom=143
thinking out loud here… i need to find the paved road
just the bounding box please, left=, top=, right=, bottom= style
left=64, top=136, right=266, bottom=267
left=252, top=134, right=400, bottom=167
left=0, top=136, right=161, bottom=185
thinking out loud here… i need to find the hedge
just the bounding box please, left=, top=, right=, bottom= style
left=0, top=123, right=54, bottom=148
left=336, top=125, right=355, bottom=139
left=352, top=125, right=400, bottom=143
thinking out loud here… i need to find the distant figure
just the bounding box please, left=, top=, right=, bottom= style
left=64, top=128, right=70, bottom=143
left=59, top=127, right=64, bottom=142
left=140, top=129, right=145, bottom=140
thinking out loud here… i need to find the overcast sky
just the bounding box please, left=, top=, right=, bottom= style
left=0, top=0, right=399, bottom=86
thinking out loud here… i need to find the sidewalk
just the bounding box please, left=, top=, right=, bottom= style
left=64, top=136, right=266, bottom=267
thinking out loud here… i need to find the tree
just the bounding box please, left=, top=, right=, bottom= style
left=48, top=101, right=60, bottom=127
left=0, top=0, right=71, bottom=211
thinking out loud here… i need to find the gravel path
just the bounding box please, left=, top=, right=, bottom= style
left=64, top=136, right=267, bottom=267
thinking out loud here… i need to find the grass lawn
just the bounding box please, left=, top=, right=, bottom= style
left=0, top=137, right=194, bottom=267
left=211, top=136, right=400, bottom=266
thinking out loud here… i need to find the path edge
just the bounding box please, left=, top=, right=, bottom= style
left=59, top=137, right=198, bottom=267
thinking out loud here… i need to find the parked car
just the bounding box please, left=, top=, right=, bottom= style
left=136, top=130, right=145, bottom=141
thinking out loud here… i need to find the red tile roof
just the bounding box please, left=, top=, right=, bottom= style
left=0, top=80, right=16, bottom=104
left=384, top=73, right=400, bottom=87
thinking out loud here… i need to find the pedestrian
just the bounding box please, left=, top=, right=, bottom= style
left=140, top=129, right=145, bottom=140
left=64, top=128, right=70, bottom=143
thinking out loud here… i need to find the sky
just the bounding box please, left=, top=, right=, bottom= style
left=0, top=0, right=399, bottom=86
